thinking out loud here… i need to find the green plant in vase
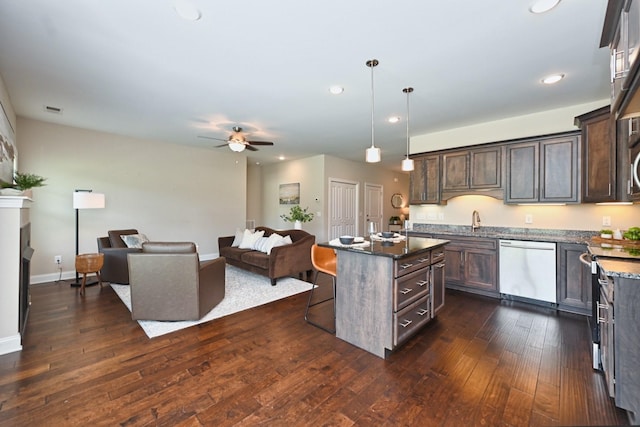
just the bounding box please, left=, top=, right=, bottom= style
left=280, top=205, right=314, bottom=229
left=3, top=171, right=47, bottom=197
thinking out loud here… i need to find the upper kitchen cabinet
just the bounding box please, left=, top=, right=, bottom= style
left=505, top=133, right=581, bottom=204
left=409, top=154, right=441, bottom=204
left=602, top=0, right=640, bottom=118
left=441, top=146, right=503, bottom=200
left=575, top=106, right=617, bottom=202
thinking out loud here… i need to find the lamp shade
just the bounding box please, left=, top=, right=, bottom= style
left=402, top=157, right=415, bottom=172
left=73, top=192, right=105, bottom=209
left=365, top=146, right=381, bottom=163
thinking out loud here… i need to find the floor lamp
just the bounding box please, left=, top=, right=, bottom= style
left=71, top=189, right=105, bottom=287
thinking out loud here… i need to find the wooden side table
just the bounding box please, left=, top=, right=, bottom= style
left=75, top=253, right=104, bottom=295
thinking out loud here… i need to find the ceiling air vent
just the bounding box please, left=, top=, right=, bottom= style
left=43, top=105, right=63, bottom=114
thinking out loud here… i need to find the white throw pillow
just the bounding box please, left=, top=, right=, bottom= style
left=253, top=236, right=270, bottom=252
left=231, top=228, right=244, bottom=247
left=269, top=234, right=293, bottom=254
left=239, top=229, right=264, bottom=249
left=121, top=233, right=149, bottom=249
left=263, top=233, right=284, bottom=255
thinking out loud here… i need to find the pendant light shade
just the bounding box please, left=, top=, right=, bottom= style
left=365, top=59, right=381, bottom=163
left=401, top=87, right=415, bottom=172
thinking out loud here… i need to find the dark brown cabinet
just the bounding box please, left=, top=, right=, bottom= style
left=409, top=154, right=440, bottom=204
left=438, top=235, right=498, bottom=297
left=557, top=243, right=591, bottom=315
left=575, top=106, right=617, bottom=203
left=431, top=247, right=446, bottom=315
left=505, top=134, right=580, bottom=204
left=441, top=146, right=502, bottom=200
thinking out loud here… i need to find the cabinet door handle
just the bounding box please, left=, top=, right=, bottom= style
left=417, top=258, right=429, bottom=263
left=399, top=319, right=413, bottom=328
left=435, top=263, right=445, bottom=268
left=416, top=308, right=428, bottom=316
left=400, top=288, right=413, bottom=295
left=400, top=263, right=413, bottom=269
left=416, top=280, right=428, bottom=287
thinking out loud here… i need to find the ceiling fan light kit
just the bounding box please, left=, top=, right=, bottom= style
left=365, top=59, right=381, bottom=163
left=401, top=87, right=415, bottom=172
left=199, top=126, right=274, bottom=152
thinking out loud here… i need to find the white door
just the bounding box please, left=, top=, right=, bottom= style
left=364, top=182, right=383, bottom=235
left=328, top=178, right=358, bottom=239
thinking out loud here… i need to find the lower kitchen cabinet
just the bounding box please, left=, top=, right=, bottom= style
left=437, top=235, right=498, bottom=297
left=556, top=243, right=591, bottom=315
left=431, top=247, right=446, bottom=315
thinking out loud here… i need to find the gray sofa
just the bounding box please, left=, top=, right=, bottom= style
left=218, top=226, right=314, bottom=285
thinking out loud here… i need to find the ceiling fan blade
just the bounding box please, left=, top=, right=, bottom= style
left=198, top=135, right=227, bottom=142
left=245, top=145, right=258, bottom=151
left=214, top=144, right=229, bottom=148
left=246, top=140, right=274, bottom=146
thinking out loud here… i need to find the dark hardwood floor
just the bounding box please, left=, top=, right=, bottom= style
left=0, top=276, right=629, bottom=426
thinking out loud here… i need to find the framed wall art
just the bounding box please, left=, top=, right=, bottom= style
left=0, top=100, right=16, bottom=184
left=279, top=182, right=300, bottom=205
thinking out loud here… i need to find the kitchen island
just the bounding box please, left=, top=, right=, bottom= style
left=320, top=236, right=448, bottom=359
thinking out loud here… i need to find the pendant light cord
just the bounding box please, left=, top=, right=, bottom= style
left=370, top=61, right=376, bottom=149
left=403, top=87, right=414, bottom=158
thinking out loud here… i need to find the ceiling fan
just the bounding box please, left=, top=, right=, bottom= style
left=198, top=126, right=274, bottom=152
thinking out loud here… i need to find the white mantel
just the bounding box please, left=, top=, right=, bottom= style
left=0, top=196, right=32, bottom=355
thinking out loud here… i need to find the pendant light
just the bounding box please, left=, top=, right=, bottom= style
left=401, top=87, right=415, bottom=171
left=365, top=59, right=381, bottom=163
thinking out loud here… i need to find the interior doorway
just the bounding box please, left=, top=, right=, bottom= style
left=328, top=178, right=358, bottom=240
left=364, top=182, right=383, bottom=235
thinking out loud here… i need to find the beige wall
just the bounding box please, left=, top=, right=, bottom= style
left=17, top=118, right=247, bottom=283
left=0, top=73, right=16, bottom=131
left=256, top=154, right=410, bottom=242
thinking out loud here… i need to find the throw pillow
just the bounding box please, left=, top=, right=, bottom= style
left=121, top=233, right=149, bottom=249
left=269, top=234, right=293, bottom=254
left=231, top=228, right=244, bottom=247
left=253, top=236, right=270, bottom=252
left=263, top=233, right=284, bottom=255
left=239, top=229, right=264, bottom=249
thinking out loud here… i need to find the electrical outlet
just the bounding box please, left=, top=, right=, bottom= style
left=525, top=214, right=533, bottom=224
left=602, top=216, right=611, bottom=227
left=438, top=213, right=444, bottom=220
left=54, top=255, right=62, bottom=264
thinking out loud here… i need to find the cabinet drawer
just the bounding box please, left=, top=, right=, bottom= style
left=394, top=251, right=431, bottom=278
left=395, top=268, right=430, bottom=311
left=431, top=247, right=445, bottom=263
left=394, top=296, right=431, bottom=346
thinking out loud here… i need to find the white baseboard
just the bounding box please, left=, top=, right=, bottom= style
left=30, top=252, right=221, bottom=285
left=0, top=334, right=22, bottom=355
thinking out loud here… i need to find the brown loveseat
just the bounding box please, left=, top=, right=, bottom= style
left=218, top=226, right=315, bottom=285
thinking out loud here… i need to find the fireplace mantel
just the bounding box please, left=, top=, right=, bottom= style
left=0, top=196, right=32, bottom=355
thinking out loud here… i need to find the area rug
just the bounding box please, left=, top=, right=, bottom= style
left=111, top=265, right=312, bottom=338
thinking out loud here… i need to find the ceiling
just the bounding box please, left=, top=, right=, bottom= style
left=0, top=0, right=611, bottom=171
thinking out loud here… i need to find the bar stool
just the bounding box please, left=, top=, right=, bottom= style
left=75, top=253, right=104, bottom=296
left=305, top=244, right=337, bottom=333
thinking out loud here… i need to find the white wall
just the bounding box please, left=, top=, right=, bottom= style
left=412, top=100, right=609, bottom=152
left=17, top=118, right=247, bottom=282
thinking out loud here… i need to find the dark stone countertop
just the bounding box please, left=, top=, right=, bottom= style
left=409, top=224, right=596, bottom=244
left=320, top=236, right=449, bottom=260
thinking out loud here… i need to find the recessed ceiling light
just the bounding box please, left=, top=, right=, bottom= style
left=542, top=73, right=565, bottom=84
left=388, top=116, right=401, bottom=124
left=529, top=0, right=561, bottom=14
left=278, top=156, right=285, bottom=160
left=174, top=0, right=201, bottom=21
left=329, top=86, right=344, bottom=95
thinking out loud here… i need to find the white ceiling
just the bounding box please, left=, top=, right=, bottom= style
left=0, top=0, right=611, bottom=171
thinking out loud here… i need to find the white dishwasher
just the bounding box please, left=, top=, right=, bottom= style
left=499, top=240, right=557, bottom=303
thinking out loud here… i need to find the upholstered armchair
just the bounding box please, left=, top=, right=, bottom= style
left=127, top=242, right=226, bottom=321
left=97, top=229, right=143, bottom=284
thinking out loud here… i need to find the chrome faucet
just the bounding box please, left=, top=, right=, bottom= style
left=472, top=210, right=481, bottom=232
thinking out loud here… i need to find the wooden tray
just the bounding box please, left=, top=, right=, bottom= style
left=590, top=236, right=640, bottom=249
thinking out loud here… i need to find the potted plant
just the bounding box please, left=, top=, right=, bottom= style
left=600, top=229, right=613, bottom=239
left=7, top=171, right=47, bottom=197
left=280, top=205, right=314, bottom=229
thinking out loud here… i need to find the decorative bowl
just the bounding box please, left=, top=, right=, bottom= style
left=339, top=236, right=355, bottom=245
left=381, top=231, right=395, bottom=238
